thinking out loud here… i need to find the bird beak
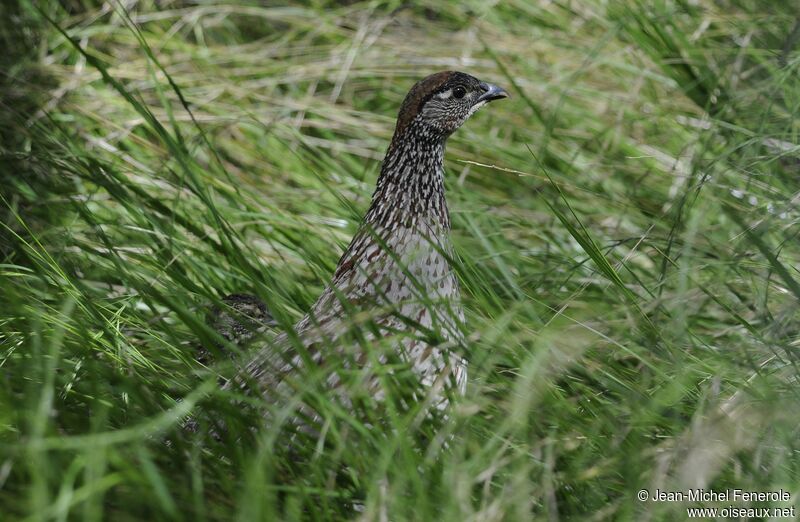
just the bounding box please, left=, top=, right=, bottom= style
left=476, top=82, right=509, bottom=103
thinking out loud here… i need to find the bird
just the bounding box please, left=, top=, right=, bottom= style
left=209, top=71, right=508, bottom=427
left=197, top=293, right=277, bottom=365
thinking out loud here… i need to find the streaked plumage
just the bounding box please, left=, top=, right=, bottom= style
left=219, top=71, right=508, bottom=420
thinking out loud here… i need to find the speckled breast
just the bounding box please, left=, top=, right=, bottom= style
left=307, top=219, right=467, bottom=399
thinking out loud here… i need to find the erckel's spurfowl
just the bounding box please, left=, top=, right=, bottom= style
left=220, top=71, right=508, bottom=419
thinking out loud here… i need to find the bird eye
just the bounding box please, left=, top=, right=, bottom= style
left=453, top=86, right=466, bottom=99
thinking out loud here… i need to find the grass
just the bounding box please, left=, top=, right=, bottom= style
left=1, top=0, right=799, bottom=520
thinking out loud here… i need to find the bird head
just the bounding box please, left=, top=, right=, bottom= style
left=394, top=71, right=509, bottom=140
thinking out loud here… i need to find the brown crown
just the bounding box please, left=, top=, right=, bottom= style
left=393, top=71, right=457, bottom=135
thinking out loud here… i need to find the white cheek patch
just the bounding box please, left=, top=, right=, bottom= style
left=436, top=89, right=453, bottom=100
left=466, top=100, right=487, bottom=118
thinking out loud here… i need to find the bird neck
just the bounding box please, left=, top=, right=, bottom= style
left=365, top=123, right=450, bottom=231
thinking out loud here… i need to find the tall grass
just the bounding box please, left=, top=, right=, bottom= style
left=2, top=1, right=798, bottom=520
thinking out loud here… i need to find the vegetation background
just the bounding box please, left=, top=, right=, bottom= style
left=1, top=0, right=799, bottom=520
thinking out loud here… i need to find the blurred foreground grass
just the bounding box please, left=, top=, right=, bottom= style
left=1, top=0, right=799, bottom=520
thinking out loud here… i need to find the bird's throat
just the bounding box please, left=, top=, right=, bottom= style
left=366, top=126, right=450, bottom=231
